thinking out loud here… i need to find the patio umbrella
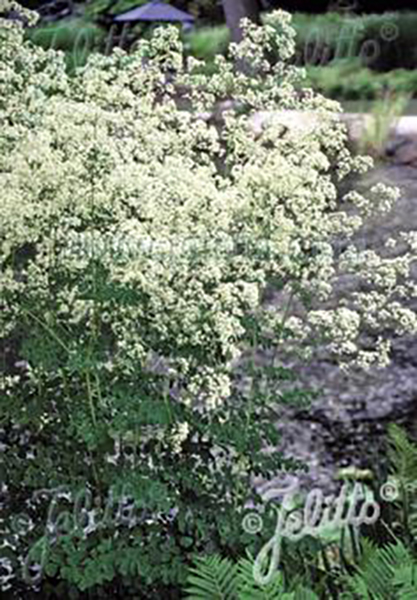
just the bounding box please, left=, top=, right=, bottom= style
left=113, top=0, right=195, bottom=24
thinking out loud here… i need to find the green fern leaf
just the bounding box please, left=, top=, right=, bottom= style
left=185, top=555, right=239, bottom=600
left=293, top=586, right=320, bottom=600
left=387, top=424, right=417, bottom=482
left=392, top=563, right=417, bottom=597
left=347, top=541, right=413, bottom=600
left=237, top=557, right=290, bottom=600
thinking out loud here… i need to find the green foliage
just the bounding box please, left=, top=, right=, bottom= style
left=343, top=425, right=417, bottom=597
left=305, top=62, right=417, bottom=100
left=292, top=11, right=417, bottom=72
left=385, top=423, right=417, bottom=545
left=83, top=0, right=115, bottom=18
left=182, top=11, right=417, bottom=72
left=358, top=91, right=411, bottom=156
left=184, top=425, right=417, bottom=599
left=183, top=13, right=417, bottom=98
left=25, top=17, right=106, bottom=70
left=25, top=11, right=417, bottom=96
left=106, top=0, right=147, bottom=16
left=387, top=423, right=417, bottom=482
left=291, top=12, right=358, bottom=68
left=184, top=526, right=417, bottom=599
left=343, top=539, right=417, bottom=599
left=355, top=12, right=417, bottom=72
left=25, top=17, right=106, bottom=51
left=185, top=554, right=319, bottom=600
left=186, top=555, right=239, bottom=599
left=185, top=24, right=229, bottom=61
left=1, top=7, right=321, bottom=597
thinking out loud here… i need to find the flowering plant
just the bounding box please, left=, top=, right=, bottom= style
left=1, top=2, right=416, bottom=596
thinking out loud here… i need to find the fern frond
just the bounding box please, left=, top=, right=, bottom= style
left=407, top=489, right=417, bottom=541
left=293, top=586, right=320, bottom=600
left=358, top=537, right=379, bottom=564
left=386, top=424, right=417, bottom=543
left=345, top=574, right=374, bottom=599
left=185, top=555, right=239, bottom=600
left=346, top=541, right=414, bottom=600
left=237, top=557, right=289, bottom=600
left=392, top=563, right=417, bottom=597
left=387, top=424, right=417, bottom=482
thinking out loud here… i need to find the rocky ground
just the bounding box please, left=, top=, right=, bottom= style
left=257, top=161, right=417, bottom=499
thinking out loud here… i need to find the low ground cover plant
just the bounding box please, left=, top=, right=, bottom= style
left=1, top=2, right=417, bottom=597
left=184, top=425, right=417, bottom=599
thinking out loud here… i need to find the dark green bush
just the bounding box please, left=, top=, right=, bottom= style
left=292, top=12, right=417, bottom=71
left=357, top=12, right=417, bottom=72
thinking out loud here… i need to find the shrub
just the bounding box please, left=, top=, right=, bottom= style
left=292, top=12, right=417, bottom=72
left=24, top=17, right=107, bottom=70
left=1, top=2, right=417, bottom=597
left=291, top=11, right=358, bottom=67
left=304, top=62, right=417, bottom=100
left=356, top=12, right=417, bottom=72
left=185, top=24, right=230, bottom=61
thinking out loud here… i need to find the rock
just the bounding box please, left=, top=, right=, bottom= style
left=250, top=110, right=329, bottom=138
left=385, top=136, right=411, bottom=157
left=340, top=113, right=373, bottom=144
left=386, top=138, right=417, bottom=167
left=199, top=107, right=417, bottom=166
left=394, top=116, right=417, bottom=138
left=250, top=111, right=417, bottom=165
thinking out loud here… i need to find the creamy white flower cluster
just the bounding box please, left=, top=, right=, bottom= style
left=0, top=3, right=416, bottom=423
